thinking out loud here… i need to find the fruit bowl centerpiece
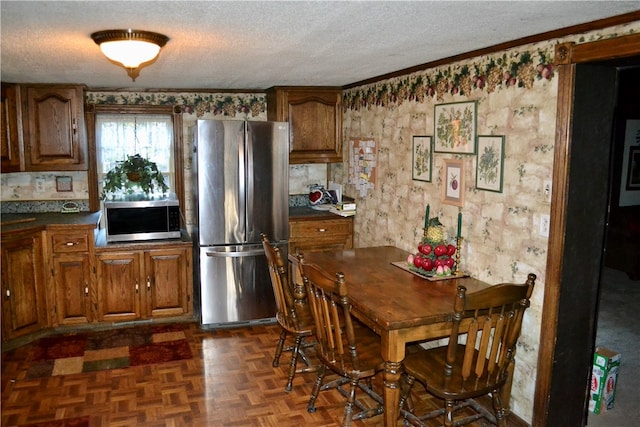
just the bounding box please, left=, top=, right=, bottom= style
left=407, top=217, right=459, bottom=278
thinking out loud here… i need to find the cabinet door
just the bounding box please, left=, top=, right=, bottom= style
left=24, top=85, right=87, bottom=170
left=52, top=254, right=93, bottom=325
left=1, top=233, right=46, bottom=340
left=96, top=252, right=141, bottom=322
left=1, top=83, right=25, bottom=172
left=267, top=87, right=342, bottom=164
left=144, top=247, right=192, bottom=318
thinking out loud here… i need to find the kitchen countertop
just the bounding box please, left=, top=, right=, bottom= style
left=289, top=206, right=353, bottom=220
left=0, top=211, right=102, bottom=235
left=1, top=208, right=349, bottom=233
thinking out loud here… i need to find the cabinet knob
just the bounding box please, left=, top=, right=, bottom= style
left=84, top=284, right=89, bottom=295
left=135, top=281, right=139, bottom=293
left=317, top=228, right=327, bottom=233
left=147, top=276, right=151, bottom=290
left=66, top=242, right=75, bottom=246
left=5, top=289, right=10, bottom=298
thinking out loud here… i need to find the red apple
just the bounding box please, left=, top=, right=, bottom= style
left=447, top=244, right=456, bottom=256
left=421, top=257, right=434, bottom=271
left=419, top=244, right=433, bottom=255
left=413, top=254, right=423, bottom=268
left=434, top=244, right=447, bottom=257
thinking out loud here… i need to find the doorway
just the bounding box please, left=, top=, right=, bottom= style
left=588, top=65, right=640, bottom=427
left=540, top=57, right=640, bottom=426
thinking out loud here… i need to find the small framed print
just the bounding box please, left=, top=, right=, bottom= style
left=412, top=136, right=432, bottom=182
left=434, top=101, right=477, bottom=154
left=55, top=176, right=73, bottom=192
left=442, top=158, right=464, bottom=207
left=475, top=135, right=505, bottom=193
left=626, top=146, right=640, bottom=191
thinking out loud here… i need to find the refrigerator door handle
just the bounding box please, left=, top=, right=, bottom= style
left=205, top=248, right=265, bottom=258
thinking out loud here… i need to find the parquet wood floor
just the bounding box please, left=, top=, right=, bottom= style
left=2, top=323, right=519, bottom=427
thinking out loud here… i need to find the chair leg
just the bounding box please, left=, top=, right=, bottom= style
left=399, top=374, right=415, bottom=413
left=444, top=399, right=455, bottom=427
left=492, top=389, right=507, bottom=427
left=341, top=379, right=358, bottom=427
left=307, top=365, right=326, bottom=413
left=273, top=329, right=287, bottom=367
left=285, top=335, right=304, bottom=391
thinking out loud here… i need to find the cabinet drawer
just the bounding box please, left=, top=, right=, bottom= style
left=51, top=233, right=89, bottom=253
left=290, top=219, right=352, bottom=239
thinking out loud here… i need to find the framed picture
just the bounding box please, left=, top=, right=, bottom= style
left=412, top=136, right=432, bottom=182
left=626, top=146, right=640, bottom=190
left=434, top=101, right=477, bottom=154
left=442, top=158, right=465, bottom=207
left=475, top=135, right=505, bottom=193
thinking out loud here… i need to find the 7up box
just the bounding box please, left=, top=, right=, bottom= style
left=589, top=346, right=621, bottom=414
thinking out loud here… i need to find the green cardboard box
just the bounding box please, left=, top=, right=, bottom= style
left=589, top=346, right=621, bottom=414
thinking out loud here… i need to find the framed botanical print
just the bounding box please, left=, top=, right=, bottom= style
left=434, top=101, right=477, bottom=154
left=442, top=158, right=465, bottom=207
left=412, top=136, right=432, bottom=182
left=475, top=135, right=505, bottom=193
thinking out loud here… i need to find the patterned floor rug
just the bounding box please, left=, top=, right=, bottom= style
left=25, top=324, right=192, bottom=379
left=16, top=416, right=90, bottom=427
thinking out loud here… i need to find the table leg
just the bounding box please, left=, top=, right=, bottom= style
left=381, top=330, right=405, bottom=427
left=383, top=360, right=402, bottom=426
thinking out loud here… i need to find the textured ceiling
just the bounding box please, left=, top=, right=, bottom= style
left=1, top=1, right=639, bottom=90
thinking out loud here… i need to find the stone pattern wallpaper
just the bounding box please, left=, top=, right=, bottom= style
left=337, top=22, right=639, bottom=422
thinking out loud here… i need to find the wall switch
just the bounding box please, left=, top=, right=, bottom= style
left=543, top=180, right=552, bottom=202
left=540, top=214, right=550, bottom=237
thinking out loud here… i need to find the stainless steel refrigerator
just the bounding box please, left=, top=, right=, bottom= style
left=192, top=120, right=289, bottom=327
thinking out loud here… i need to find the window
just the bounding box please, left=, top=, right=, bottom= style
left=96, top=113, right=174, bottom=195
left=87, top=104, right=184, bottom=212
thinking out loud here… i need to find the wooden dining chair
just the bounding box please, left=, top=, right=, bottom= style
left=299, top=259, right=385, bottom=427
left=400, top=273, right=536, bottom=427
left=261, top=233, right=316, bottom=392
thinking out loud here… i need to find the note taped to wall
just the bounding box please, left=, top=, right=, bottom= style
left=348, top=138, right=377, bottom=197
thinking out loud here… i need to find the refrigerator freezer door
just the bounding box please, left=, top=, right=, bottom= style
left=199, top=244, right=280, bottom=325
left=245, top=121, right=290, bottom=244
left=195, top=120, right=245, bottom=246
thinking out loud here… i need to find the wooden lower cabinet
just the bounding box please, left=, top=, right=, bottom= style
left=144, top=248, right=192, bottom=318
left=52, top=253, right=93, bottom=325
left=1, top=231, right=47, bottom=340
left=48, top=229, right=95, bottom=326
left=96, top=251, right=141, bottom=322
left=289, top=216, right=353, bottom=254
left=96, top=244, right=192, bottom=323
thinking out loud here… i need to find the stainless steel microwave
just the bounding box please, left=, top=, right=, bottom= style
left=104, top=195, right=181, bottom=242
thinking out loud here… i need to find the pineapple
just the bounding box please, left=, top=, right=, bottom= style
left=424, top=217, right=446, bottom=244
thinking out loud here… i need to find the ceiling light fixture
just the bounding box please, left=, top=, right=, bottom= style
left=91, top=29, right=169, bottom=81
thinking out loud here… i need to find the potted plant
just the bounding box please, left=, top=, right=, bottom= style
left=102, top=154, right=168, bottom=199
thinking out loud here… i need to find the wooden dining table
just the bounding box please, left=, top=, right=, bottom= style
left=303, top=245, right=492, bottom=427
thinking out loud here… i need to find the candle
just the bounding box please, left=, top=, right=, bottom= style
left=457, top=209, right=462, bottom=238
left=425, top=204, right=430, bottom=229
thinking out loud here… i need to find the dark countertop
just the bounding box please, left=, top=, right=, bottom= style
left=289, top=206, right=353, bottom=220
left=1, top=211, right=102, bottom=235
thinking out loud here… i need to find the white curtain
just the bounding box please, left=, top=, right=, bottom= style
left=96, top=114, right=174, bottom=194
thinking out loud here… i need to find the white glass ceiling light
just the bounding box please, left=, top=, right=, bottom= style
left=91, top=29, right=169, bottom=81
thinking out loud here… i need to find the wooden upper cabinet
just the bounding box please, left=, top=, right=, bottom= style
left=1, top=83, right=25, bottom=172
left=23, top=84, right=87, bottom=170
left=266, top=87, right=343, bottom=164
